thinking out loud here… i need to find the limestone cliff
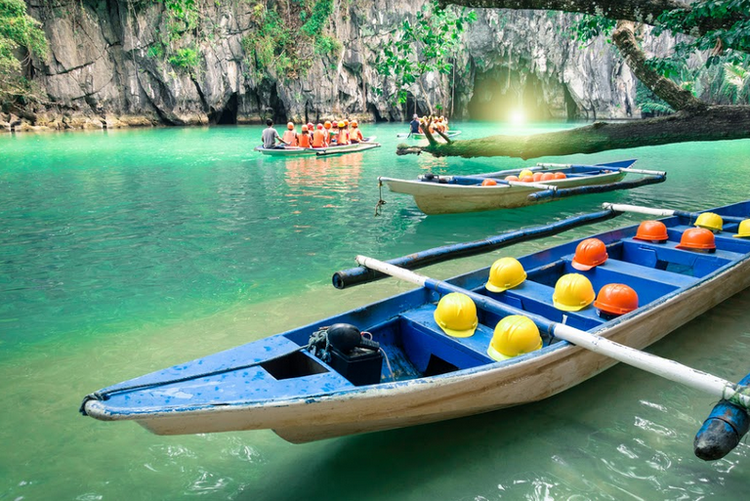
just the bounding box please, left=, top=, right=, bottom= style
left=14, top=0, right=676, bottom=130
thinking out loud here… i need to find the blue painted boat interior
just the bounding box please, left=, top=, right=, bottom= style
left=91, top=200, right=750, bottom=416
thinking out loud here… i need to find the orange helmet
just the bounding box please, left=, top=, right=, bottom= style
left=287, top=122, right=294, bottom=130
left=571, top=238, right=608, bottom=271
left=634, top=220, right=669, bottom=242
left=351, top=121, right=358, bottom=127
left=324, top=121, right=331, bottom=129
left=594, top=283, right=639, bottom=316
left=343, top=120, right=349, bottom=126
left=676, top=228, right=716, bottom=251
left=301, top=125, right=308, bottom=132
left=481, top=179, right=498, bottom=186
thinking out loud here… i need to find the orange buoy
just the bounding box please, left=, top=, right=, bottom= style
left=532, top=173, right=544, bottom=182
left=481, top=179, right=498, bottom=186
left=541, top=173, right=555, bottom=181
left=553, top=172, right=566, bottom=179
left=520, top=176, right=534, bottom=183
left=504, top=175, right=519, bottom=182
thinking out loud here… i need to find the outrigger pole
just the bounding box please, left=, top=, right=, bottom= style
left=355, top=255, right=750, bottom=412
left=604, top=203, right=747, bottom=224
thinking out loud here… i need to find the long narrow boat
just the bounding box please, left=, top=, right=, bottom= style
left=80, top=200, right=750, bottom=444
left=254, top=136, right=379, bottom=157
left=379, top=160, right=666, bottom=215
left=396, top=131, right=462, bottom=140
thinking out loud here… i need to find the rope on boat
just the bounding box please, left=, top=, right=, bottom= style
left=375, top=179, right=387, bottom=216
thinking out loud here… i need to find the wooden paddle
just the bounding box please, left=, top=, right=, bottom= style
left=355, top=255, right=750, bottom=410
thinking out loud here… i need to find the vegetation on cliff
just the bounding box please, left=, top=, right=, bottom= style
left=398, top=0, right=750, bottom=158
left=0, top=0, right=47, bottom=109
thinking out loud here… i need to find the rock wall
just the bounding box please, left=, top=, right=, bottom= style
left=11, top=0, right=676, bottom=131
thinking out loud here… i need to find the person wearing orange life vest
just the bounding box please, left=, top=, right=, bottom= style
left=349, top=120, right=364, bottom=143
left=330, top=121, right=339, bottom=144
left=336, top=121, right=349, bottom=145
left=298, top=125, right=312, bottom=148
left=312, top=124, right=326, bottom=148
left=323, top=121, right=332, bottom=145
left=281, top=122, right=298, bottom=146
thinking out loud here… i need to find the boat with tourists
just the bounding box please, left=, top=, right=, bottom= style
left=255, top=136, right=380, bottom=157
left=396, top=131, right=463, bottom=140
left=379, top=159, right=666, bottom=215
left=80, top=200, right=750, bottom=446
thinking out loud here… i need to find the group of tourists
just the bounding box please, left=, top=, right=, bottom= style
left=408, top=114, right=450, bottom=135
left=262, top=119, right=365, bottom=149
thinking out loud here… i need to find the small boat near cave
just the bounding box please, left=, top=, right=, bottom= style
left=379, top=159, right=666, bottom=215
left=396, top=130, right=463, bottom=140
left=255, top=137, right=380, bottom=157
left=80, top=200, right=750, bottom=444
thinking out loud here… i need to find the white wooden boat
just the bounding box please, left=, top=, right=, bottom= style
left=380, top=160, right=666, bottom=215
left=255, top=137, right=379, bottom=157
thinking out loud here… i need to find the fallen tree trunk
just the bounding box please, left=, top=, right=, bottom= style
left=396, top=106, right=750, bottom=159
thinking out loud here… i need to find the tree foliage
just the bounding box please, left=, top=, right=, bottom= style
left=243, top=0, right=338, bottom=80
left=0, top=0, right=47, bottom=108
left=373, top=1, right=476, bottom=113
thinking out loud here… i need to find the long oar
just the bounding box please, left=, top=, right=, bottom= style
left=355, top=255, right=750, bottom=410
left=604, top=203, right=747, bottom=224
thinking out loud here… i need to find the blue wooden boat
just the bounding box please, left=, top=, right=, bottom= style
left=80, top=201, right=750, bottom=443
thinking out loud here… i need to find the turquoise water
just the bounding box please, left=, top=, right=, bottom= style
left=1, top=123, right=750, bottom=499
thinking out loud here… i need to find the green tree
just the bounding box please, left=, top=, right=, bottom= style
left=0, top=0, right=47, bottom=108
left=373, top=1, right=476, bottom=115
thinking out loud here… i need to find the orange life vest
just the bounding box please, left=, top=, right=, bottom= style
left=282, top=130, right=298, bottom=146
left=298, top=132, right=311, bottom=148
left=312, top=130, right=326, bottom=148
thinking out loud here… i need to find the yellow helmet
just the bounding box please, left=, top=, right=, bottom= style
left=433, top=292, right=478, bottom=338
left=487, top=316, right=542, bottom=361
left=694, top=212, right=723, bottom=232
left=485, top=257, right=526, bottom=293
left=519, top=169, right=533, bottom=179
left=552, top=273, right=595, bottom=312
left=338, top=121, right=345, bottom=128
left=733, top=219, right=750, bottom=238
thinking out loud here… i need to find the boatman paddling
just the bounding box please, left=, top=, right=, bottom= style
left=261, top=119, right=289, bottom=149
left=409, top=114, right=420, bottom=135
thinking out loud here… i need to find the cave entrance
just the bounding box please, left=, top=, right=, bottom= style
left=467, top=67, right=549, bottom=122
left=211, top=93, right=238, bottom=125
